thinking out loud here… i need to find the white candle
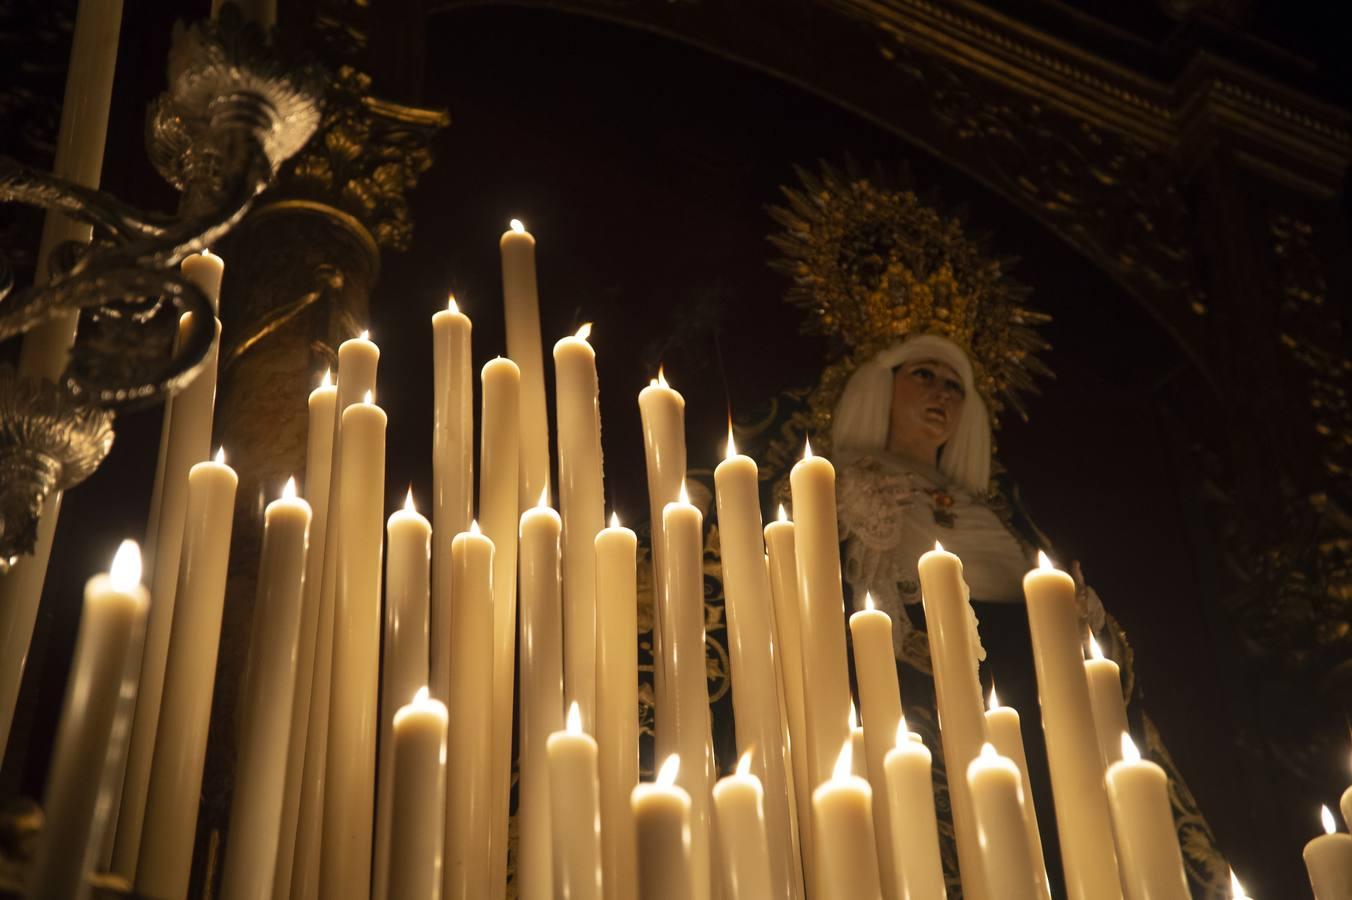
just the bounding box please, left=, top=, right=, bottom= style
left=518, top=498, right=565, bottom=900
left=319, top=396, right=387, bottom=900
left=135, top=454, right=238, bottom=900
left=292, top=333, right=379, bottom=900
left=432, top=296, right=473, bottom=705
left=850, top=704, right=869, bottom=779
left=882, top=720, right=947, bottom=900
left=713, top=428, right=801, bottom=900
left=968, top=744, right=1039, bottom=900
left=1105, top=734, right=1190, bottom=900
left=812, top=742, right=883, bottom=900
left=983, top=686, right=1050, bottom=900
left=595, top=515, right=639, bottom=900
left=548, top=702, right=604, bottom=900
left=713, top=752, right=774, bottom=900
left=788, top=441, right=852, bottom=795
left=386, top=688, right=448, bottom=900
left=1085, top=636, right=1129, bottom=769
left=274, top=370, right=337, bottom=895
left=1022, top=553, right=1123, bottom=900
left=662, top=488, right=715, bottom=900
left=221, top=480, right=312, bottom=900
left=1306, top=806, right=1352, bottom=900
left=764, top=509, right=815, bottom=890
left=849, top=593, right=903, bottom=900
left=633, top=756, right=693, bottom=900
left=30, top=541, right=147, bottom=900
left=554, top=324, right=606, bottom=731
left=480, top=356, right=521, bottom=900
left=112, top=254, right=223, bottom=881
left=445, top=525, right=495, bottom=900
left=915, top=542, right=988, bottom=899
left=374, top=492, right=432, bottom=900
left=500, top=219, right=551, bottom=507
left=638, top=368, right=686, bottom=762
left=1344, top=783, right=1352, bottom=832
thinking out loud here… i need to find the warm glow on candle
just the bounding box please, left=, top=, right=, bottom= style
left=736, top=750, right=753, bottom=777
left=470, top=520, right=481, bottom=536
left=725, top=422, right=737, bottom=460
left=404, top=488, right=416, bottom=513
left=657, top=755, right=680, bottom=787
left=1322, top=804, right=1338, bottom=835
left=110, top=539, right=143, bottom=590
left=283, top=477, right=298, bottom=500
left=1037, top=550, right=1055, bottom=570
left=448, top=294, right=459, bottom=313
left=321, top=368, right=333, bottom=388
left=1120, top=733, right=1141, bottom=764
left=864, top=591, right=875, bottom=611
left=1088, top=635, right=1105, bottom=660
left=214, top=446, right=226, bottom=465
left=567, top=701, right=583, bottom=735
left=510, top=219, right=525, bottom=234
left=678, top=481, right=690, bottom=505
left=988, top=683, right=1001, bottom=711
left=575, top=322, right=592, bottom=341
left=777, top=504, right=788, bottom=523
left=609, top=511, right=620, bottom=529
left=833, top=741, right=853, bottom=781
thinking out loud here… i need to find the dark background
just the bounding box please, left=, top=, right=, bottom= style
left=4, top=0, right=1349, bottom=894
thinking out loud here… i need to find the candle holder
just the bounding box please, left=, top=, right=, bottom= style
left=0, top=2, right=325, bottom=565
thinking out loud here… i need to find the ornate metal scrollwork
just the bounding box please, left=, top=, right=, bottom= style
left=0, top=2, right=326, bottom=564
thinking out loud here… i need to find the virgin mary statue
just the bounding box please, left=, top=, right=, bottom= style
left=759, top=162, right=1233, bottom=898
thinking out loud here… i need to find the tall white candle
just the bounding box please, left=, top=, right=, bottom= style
left=633, top=756, right=693, bottom=900
left=1305, top=805, right=1352, bottom=900
left=374, top=492, right=432, bottom=900
left=29, top=541, right=147, bottom=900
left=432, top=296, right=473, bottom=706
left=292, top=334, right=379, bottom=900
left=445, top=525, right=496, bottom=900
left=882, top=720, right=947, bottom=900
left=319, top=396, right=387, bottom=900
left=221, top=480, right=312, bottom=900
left=500, top=219, right=550, bottom=507
left=983, top=686, right=1050, bottom=900
left=812, top=742, right=883, bottom=900
left=662, top=487, right=715, bottom=900
left=274, top=370, right=337, bottom=895
left=713, top=752, right=774, bottom=900
left=595, top=515, right=638, bottom=900
left=789, top=441, right=852, bottom=796
left=1022, top=553, right=1123, bottom=900
left=638, top=368, right=686, bottom=761
left=386, top=688, right=448, bottom=900
left=135, top=454, right=237, bottom=900
left=915, top=542, right=988, bottom=899
left=1085, top=636, right=1129, bottom=770
left=967, top=744, right=1040, bottom=900
left=518, top=498, right=565, bottom=900
left=480, top=356, right=521, bottom=900
left=554, top=324, right=606, bottom=731
left=548, top=703, right=604, bottom=900
left=849, top=592, right=903, bottom=900
left=713, top=428, right=800, bottom=900
left=1105, top=734, right=1190, bottom=900
left=111, top=253, right=223, bottom=881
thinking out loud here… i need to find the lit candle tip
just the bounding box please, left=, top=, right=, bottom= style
left=1121, top=732, right=1141, bottom=764
left=656, top=365, right=669, bottom=388
left=1229, top=868, right=1246, bottom=898
left=283, top=476, right=298, bottom=500
left=359, top=329, right=370, bottom=341
left=803, top=436, right=814, bottom=459
left=895, top=718, right=909, bottom=748
left=1088, top=635, right=1105, bottom=661
left=864, top=591, right=875, bottom=611
left=1037, top=549, right=1055, bottom=570
left=214, top=446, right=226, bottom=465
left=575, top=322, right=592, bottom=341
left=567, top=702, right=582, bottom=734
left=447, top=294, right=459, bottom=313
left=537, top=487, right=549, bottom=509
left=470, top=519, right=481, bottom=536
left=725, top=422, right=737, bottom=460
left=110, top=540, right=142, bottom=590
left=981, top=742, right=999, bottom=759
left=777, top=504, right=788, bottom=523
left=833, top=741, right=853, bottom=781
left=934, top=539, right=944, bottom=553
left=657, top=755, right=680, bottom=787
left=736, top=750, right=753, bottom=777
left=404, top=488, right=416, bottom=512
left=414, top=686, right=429, bottom=704
left=610, top=511, right=620, bottom=529
left=320, top=368, right=333, bottom=388
left=1322, top=804, right=1337, bottom=835
left=989, top=683, right=1000, bottom=711
left=510, top=218, right=525, bottom=233
left=849, top=703, right=858, bottom=730
left=679, top=481, right=690, bottom=506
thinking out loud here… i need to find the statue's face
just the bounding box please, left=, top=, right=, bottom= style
left=888, top=359, right=966, bottom=453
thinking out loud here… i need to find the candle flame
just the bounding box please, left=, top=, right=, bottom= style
left=1037, top=549, right=1055, bottom=571
left=864, top=591, right=875, bottom=611
left=321, top=368, right=333, bottom=388
left=934, top=540, right=944, bottom=553
left=895, top=717, right=909, bottom=749
left=537, top=487, right=550, bottom=509
left=833, top=741, right=853, bottom=781
left=447, top=294, right=459, bottom=313
left=1322, top=804, right=1337, bottom=835
left=725, top=421, right=737, bottom=460
left=610, top=511, right=620, bottom=529
left=404, top=487, right=416, bottom=513
left=510, top=218, right=525, bottom=233
left=1229, top=868, right=1247, bottom=899
left=1088, top=634, right=1105, bottom=661
left=359, top=329, right=370, bottom=341
left=575, top=322, right=592, bottom=341
left=777, top=504, right=788, bottom=523
left=283, top=477, right=298, bottom=500
left=567, top=701, right=582, bottom=734
left=1120, top=732, right=1141, bottom=764
left=201, top=248, right=210, bottom=256
left=803, top=436, right=814, bottom=459
left=657, top=754, right=680, bottom=787
left=110, top=540, right=142, bottom=590
left=656, top=365, right=669, bottom=388
left=736, top=750, right=753, bottom=777
left=215, top=446, right=226, bottom=465
left=981, top=742, right=999, bottom=759
left=679, top=481, right=690, bottom=505
left=988, top=682, right=1000, bottom=711
left=470, top=519, right=481, bottom=536
left=414, top=686, right=429, bottom=704
left=363, top=389, right=374, bottom=405
left=849, top=703, right=858, bottom=730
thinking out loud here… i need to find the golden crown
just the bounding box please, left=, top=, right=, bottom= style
left=768, top=162, right=1051, bottom=430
